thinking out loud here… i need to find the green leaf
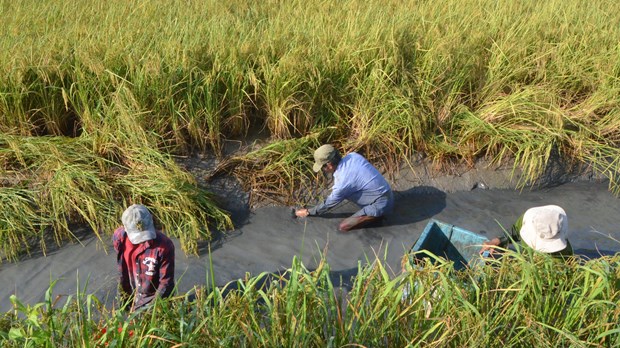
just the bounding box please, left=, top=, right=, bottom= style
left=8, top=327, right=25, bottom=340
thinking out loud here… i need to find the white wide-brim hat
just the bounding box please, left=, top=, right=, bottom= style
left=519, top=205, right=568, bottom=253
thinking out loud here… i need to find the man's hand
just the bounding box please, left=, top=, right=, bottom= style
left=295, top=208, right=310, bottom=218
left=480, top=237, right=501, bottom=255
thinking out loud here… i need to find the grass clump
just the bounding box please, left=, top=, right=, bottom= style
left=1, top=252, right=619, bottom=347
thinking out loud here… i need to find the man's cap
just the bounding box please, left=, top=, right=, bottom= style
left=121, top=204, right=156, bottom=244
left=313, top=144, right=338, bottom=172
left=519, top=205, right=568, bottom=253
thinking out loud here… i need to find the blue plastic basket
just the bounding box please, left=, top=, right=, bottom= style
left=410, top=219, right=490, bottom=270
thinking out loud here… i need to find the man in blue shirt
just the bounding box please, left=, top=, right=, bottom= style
left=295, top=144, right=394, bottom=231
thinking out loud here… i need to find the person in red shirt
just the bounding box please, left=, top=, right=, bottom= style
left=113, top=204, right=175, bottom=311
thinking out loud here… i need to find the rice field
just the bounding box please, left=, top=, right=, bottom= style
left=2, top=0, right=620, bottom=345
left=1, top=252, right=619, bottom=347
left=1, top=0, right=619, bottom=259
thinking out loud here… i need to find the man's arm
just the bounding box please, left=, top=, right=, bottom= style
left=296, top=192, right=345, bottom=217
left=498, top=214, right=523, bottom=247
left=112, top=227, right=133, bottom=310
left=307, top=193, right=343, bottom=215
left=156, top=242, right=175, bottom=298
left=302, top=182, right=349, bottom=216
left=480, top=215, right=524, bottom=254
left=112, top=226, right=123, bottom=253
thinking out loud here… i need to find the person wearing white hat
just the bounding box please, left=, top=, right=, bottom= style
left=295, top=144, right=394, bottom=232
left=112, top=204, right=176, bottom=311
left=480, top=205, right=573, bottom=257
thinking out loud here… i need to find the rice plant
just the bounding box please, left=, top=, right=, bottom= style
left=208, top=134, right=330, bottom=207
left=1, top=251, right=618, bottom=347
left=0, top=131, right=232, bottom=260
left=2, top=0, right=620, bottom=255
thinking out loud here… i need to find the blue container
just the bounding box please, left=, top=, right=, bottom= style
left=410, top=219, right=490, bottom=270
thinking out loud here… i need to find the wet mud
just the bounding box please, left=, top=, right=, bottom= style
left=1, top=177, right=617, bottom=311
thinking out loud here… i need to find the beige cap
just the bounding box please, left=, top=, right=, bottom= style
left=519, top=205, right=568, bottom=253
left=122, top=204, right=156, bottom=244
left=312, top=144, right=338, bottom=172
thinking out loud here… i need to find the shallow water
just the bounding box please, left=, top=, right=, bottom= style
left=1, top=181, right=618, bottom=311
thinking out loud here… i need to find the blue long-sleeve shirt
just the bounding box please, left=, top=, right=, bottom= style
left=308, top=152, right=392, bottom=216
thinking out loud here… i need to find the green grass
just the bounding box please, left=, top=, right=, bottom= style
left=1, top=251, right=619, bottom=347
left=2, top=0, right=620, bottom=257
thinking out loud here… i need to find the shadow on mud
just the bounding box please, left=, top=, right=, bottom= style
left=387, top=186, right=447, bottom=227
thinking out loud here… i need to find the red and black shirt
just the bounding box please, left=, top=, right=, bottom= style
left=112, top=227, right=175, bottom=310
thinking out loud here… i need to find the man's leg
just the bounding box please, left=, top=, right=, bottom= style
left=338, top=215, right=383, bottom=232
left=339, top=191, right=393, bottom=232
